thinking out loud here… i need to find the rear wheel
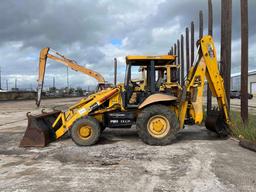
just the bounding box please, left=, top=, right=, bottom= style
left=136, top=105, right=179, bottom=145
left=71, top=116, right=101, bottom=146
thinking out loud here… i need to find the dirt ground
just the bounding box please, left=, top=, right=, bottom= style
left=0, top=98, right=256, bottom=192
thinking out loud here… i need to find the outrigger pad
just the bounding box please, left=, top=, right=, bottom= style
left=20, top=111, right=61, bottom=147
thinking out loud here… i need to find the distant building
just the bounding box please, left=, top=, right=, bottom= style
left=0, top=91, right=36, bottom=101
left=231, top=69, right=256, bottom=95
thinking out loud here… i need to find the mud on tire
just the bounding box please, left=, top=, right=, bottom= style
left=136, top=104, right=179, bottom=145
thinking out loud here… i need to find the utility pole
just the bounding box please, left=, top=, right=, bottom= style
left=208, top=0, right=213, bottom=36
left=174, top=43, right=177, bottom=83
left=177, top=39, right=180, bottom=83
left=66, top=67, right=69, bottom=88
left=6, top=79, right=8, bottom=90
left=15, top=78, right=17, bottom=90
left=114, top=58, right=117, bottom=86
left=221, top=0, right=232, bottom=111
left=174, top=43, right=177, bottom=62
left=185, top=27, right=190, bottom=75
left=170, top=46, right=174, bottom=55
left=207, top=0, right=213, bottom=115
left=191, top=21, right=195, bottom=65
left=240, top=0, right=248, bottom=123
left=180, top=34, right=185, bottom=85
left=199, top=10, right=204, bottom=39
left=53, top=77, right=55, bottom=88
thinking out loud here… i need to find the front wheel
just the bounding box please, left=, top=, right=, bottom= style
left=71, top=116, right=101, bottom=146
left=136, top=105, right=179, bottom=145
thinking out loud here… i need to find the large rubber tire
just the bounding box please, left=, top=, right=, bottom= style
left=71, top=116, right=101, bottom=146
left=136, top=104, right=179, bottom=145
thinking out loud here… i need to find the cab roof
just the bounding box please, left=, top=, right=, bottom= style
left=126, top=55, right=176, bottom=66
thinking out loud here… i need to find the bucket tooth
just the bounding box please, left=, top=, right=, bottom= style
left=20, top=111, right=61, bottom=147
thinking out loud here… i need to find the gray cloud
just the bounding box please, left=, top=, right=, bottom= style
left=0, top=0, right=255, bottom=90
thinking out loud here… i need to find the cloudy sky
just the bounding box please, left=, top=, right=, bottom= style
left=0, top=0, right=255, bottom=90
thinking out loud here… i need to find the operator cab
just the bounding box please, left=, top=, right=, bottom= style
left=123, top=55, right=178, bottom=109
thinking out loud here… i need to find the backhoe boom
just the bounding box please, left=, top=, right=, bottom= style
left=179, top=36, right=230, bottom=135
left=36, top=48, right=106, bottom=106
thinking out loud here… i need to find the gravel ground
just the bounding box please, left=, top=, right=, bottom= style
left=0, top=98, right=256, bottom=192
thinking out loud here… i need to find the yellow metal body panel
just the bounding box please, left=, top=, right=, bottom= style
left=201, top=36, right=230, bottom=124
left=138, top=93, right=177, bottom=109
left=53, top=88, right=121, bottom=139
left=188, top=59, right=206, bottom=124
left=179, top=35, right=231, bottom=129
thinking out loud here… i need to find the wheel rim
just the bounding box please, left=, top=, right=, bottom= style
left=147, top=115, right=170, bottom=138
left=78, top=125, right=92, bottom=140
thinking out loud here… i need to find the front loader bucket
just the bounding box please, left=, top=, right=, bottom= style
left=205, top=110, right=228, bottom=137
left=20, top=110, right=61, bottom=147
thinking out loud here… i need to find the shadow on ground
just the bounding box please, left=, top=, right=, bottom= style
left=100, top=126, right=224, bottom=144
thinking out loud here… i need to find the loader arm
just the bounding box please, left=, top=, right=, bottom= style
left=36, top=47, right=106, bottom=106
left=179, top=35, right=231, bottom=133
left=20, top=87, right=121, bottom=147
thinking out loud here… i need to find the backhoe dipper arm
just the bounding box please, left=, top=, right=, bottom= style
left=36, top=47, right=105, bottom=107
left=179, top=36, right=230, bottom=132
left=36, top=48, right=49, bottom=107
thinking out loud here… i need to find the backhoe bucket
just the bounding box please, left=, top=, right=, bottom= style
left=20, top=111, right=61, bottom=147
left=205, top=111, right=228, bottom=137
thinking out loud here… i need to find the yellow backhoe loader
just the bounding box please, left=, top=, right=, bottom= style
left=20, top=36, right=231, bottom=147
left=35, top=47, right=110, bottom=107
